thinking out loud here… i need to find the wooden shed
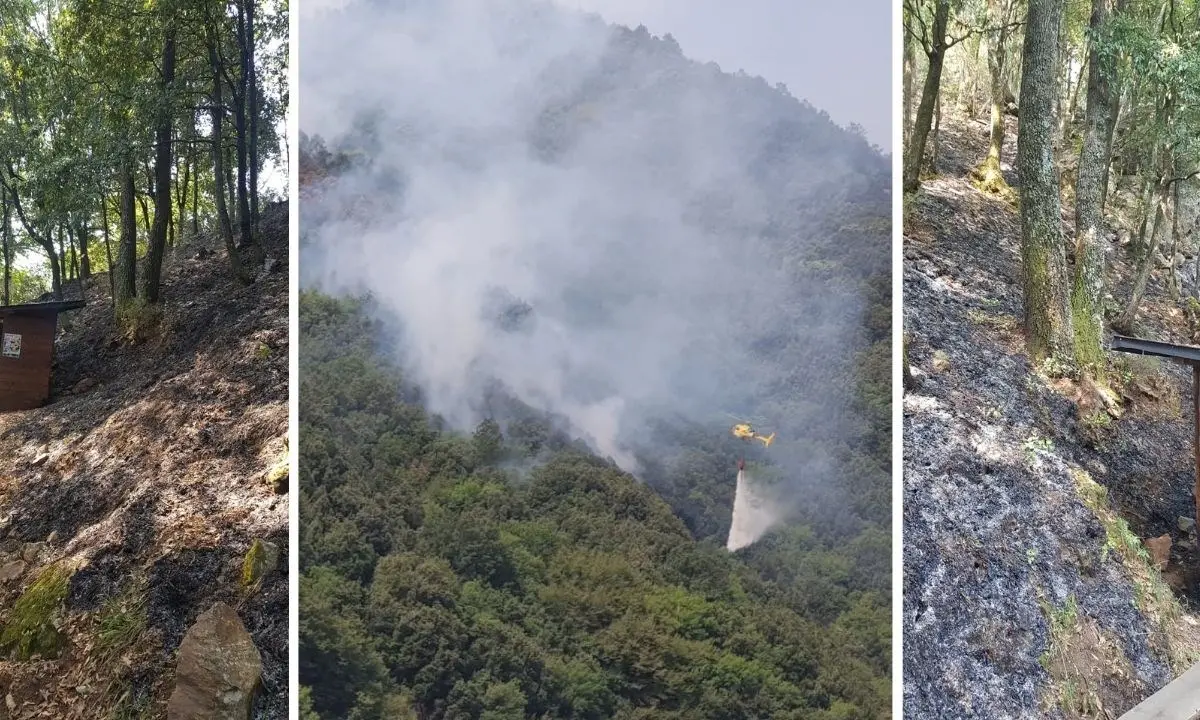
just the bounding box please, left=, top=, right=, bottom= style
left=0, top=299, right=85, bottom=412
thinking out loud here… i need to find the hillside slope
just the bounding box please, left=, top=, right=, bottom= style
left=300, top=292, right=889, bottom=720
left=903, top=116, right=1200, bottom=718
left=299, top=1, right=891, bottom=554
left=299, top=3, right=891, bottom=719
left=0, top=203, right=289, bottom=719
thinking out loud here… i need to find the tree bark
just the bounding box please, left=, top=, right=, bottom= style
left=1071, top=0, right=1123, bottom=374
left=176, top=143, right=190, bottom=242
left=77, top=217, right=90, bottom=279
left=1, top=192, right=9, bottom=306
left=234, top=2, right=252, bottom=246
left=246, top=0, right=259, bottom=235
left=64, top=225, right=78, bottom=283
left=115, top=160, right=138, bottom=307
left=1169, top=178, right=1181, bottom=300
left=903, top=0, right=952, bottom=194
left=931, top=92, right=942, bottom=171
left=1102, top=75, right=1126, bottom=208
left=142, top=25, right=177, bottom=304
left=210, top=34, right=241, bottom=278
left=904, top=27, right=916, bottom=147
left=137, top=193, right=151, bottom=235
left=1018, top=0, right=1075, bottom=363
left=56, top=226, right=68, bottom=288
left=1116, top=175, right=1171, bottom=329
left=974, top=0, right=1013, bottom=189
left=191, top=157, right=200, bottom=235
left=101, top=193, right=115, bottom=308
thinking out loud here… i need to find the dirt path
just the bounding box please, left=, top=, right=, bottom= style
left=0, top=203, right=289, bottom=719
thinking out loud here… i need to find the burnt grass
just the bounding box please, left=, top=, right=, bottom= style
left=904, top=116, right=1198, bottom=718
left=0, top=202, right=289, bottom=720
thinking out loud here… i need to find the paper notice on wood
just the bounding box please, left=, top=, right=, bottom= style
left=2, top=333, right=21, bottom=358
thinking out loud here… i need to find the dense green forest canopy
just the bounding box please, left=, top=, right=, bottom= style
left=0, top=0, right=287, bottom=312
left=300, top=293, right=890, bottom=720
left=299, top=1, right=891, bottom=718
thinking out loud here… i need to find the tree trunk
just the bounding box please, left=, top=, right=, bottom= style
left=1116, top=176, right=1171, bottom=329
left=1102, top=75, right=1126, bottom=208
left=1067, top=52, right=1087, bottom=126
left=1018, top=0, right=1075, bottom=363
left=210, top=34, right=241, bottom=279
left=903, top=0, right=952, bottom=194
left=974, top=0, right=1013, bottom=189
left=192, top=158, right=200, bottom=235
left=1071, top=0, right=1122, bottom=375
left=904, top=27, right=916, bottom=147
left=226, top=144, right=236, bottom=226
left=78, top=218, right=90, bottom=279
left=931, top=92, right=942, bottom=172
left=137, top=193, right=151, bottom=235
left=1, top=192, right=9, bottom=306
left=176, top=145, right=190, bottom=242
left=142, top=26, right=177, bottom=304
left=101, top=194, right=115, bottom=308
left=234, top=2, right=252, bottom=246
left=48, top=229, right=62, bottom=299
left=1133, top=141, right=1160, bottom=254
left=246, top=0, right=259, bottom=235
left=65, top=225, right=79, bottom=283
left=115, top=160, right=138, bottom=308
left=1169, top=178, right=1181, bottom=300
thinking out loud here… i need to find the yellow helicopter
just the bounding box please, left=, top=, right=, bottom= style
left=731, top=422, right=776, bottom=448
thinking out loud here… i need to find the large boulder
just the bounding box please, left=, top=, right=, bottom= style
left=166, top=602, right=262, bottom=720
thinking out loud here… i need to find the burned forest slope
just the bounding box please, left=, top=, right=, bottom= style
left=0, top=202, right=289, bottom=720
left=903, top=114, right=1200, bottom=719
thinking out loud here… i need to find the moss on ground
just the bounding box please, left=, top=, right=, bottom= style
left=0, top=561, right=74, bottom=659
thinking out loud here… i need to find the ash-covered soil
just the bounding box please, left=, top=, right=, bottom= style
left=0, top=202, right=289, bottom=719
left=904, top=117, right=1200, bottom=718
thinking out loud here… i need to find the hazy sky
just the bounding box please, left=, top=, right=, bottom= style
left=299, top=0, right=877, bottom=486
left=556, top=0, right=893, bottom=151
left=300, top=0, right=893, bottom=152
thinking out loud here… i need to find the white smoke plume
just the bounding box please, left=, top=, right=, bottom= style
left=299, top=0, right=881, bottom=531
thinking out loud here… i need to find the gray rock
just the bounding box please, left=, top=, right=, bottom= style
left=0, top=560, right=25, bottom=583
left=166, top=602, right=262, bottom=720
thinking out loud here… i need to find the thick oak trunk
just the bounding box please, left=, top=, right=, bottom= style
left=1018, top=0, right=1075, bottom=363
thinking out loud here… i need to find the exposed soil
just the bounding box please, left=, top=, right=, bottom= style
left=0, top=203, right=289, bottom=719
left=904, top=115, right=1200, bottom=718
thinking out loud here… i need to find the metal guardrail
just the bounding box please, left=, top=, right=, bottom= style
left=1111, top=335, right=1200, bottom=363
left=1108, top=334, right=1200, bottom=537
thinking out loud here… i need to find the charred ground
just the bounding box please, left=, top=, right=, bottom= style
left=0, top=202, right=289, bottom=719
left=904, top=114, right=1200, bottom=718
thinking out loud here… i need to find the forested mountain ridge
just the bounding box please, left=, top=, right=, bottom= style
left=300, top=3, right=890, bottom=718
left=300, top=293, right=889, bottom=720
